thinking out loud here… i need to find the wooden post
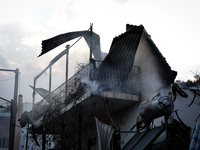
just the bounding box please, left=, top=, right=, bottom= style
left=14, top=94, right=23, bottom=150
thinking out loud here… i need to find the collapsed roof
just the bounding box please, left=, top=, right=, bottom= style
left=39, top=30, right=102, bottom=61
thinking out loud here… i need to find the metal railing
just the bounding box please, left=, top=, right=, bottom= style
left=32, top=62, right=141, bottom=121
left=32, top=63, right=91, bottom=120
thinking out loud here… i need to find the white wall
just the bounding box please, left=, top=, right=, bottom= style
left=134, top=32, right=172, bottom=101
left=111, top=104, right=140, bottom=147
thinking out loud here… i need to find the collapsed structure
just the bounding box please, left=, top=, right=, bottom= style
left=20, top=24, right=197, bottom=149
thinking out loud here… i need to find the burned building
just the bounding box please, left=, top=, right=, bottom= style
left=20, top=24, right=197, bottom=149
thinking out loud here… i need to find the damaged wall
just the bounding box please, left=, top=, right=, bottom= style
left=133, top=30, right=176, bottom=101
left=107, top=25, right=177, bottom=148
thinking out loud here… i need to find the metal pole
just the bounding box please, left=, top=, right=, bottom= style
left=9, top=99, right=14, bottom=150
left=0, top=69, right=16, bottom=72
left=89, top=23, right=93, bottom=61
left=0, top=97, right=11, bottom=103
left=32, top=45, right=70, bottom=104
left=65, top=45, right=70, bottom=100
left=9, top=68, right=19, bottom=150
left=89, top=24, right=94, bottom=81
left=32, top=78, right=36, bottom=106
left=49, top=66, right=52, bottom=102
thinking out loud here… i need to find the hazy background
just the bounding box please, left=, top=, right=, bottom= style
left=0, top=0, right=200, bottom=103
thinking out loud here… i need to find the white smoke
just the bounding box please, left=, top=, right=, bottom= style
left=31, top=116, right=44, bottom=128
left=81, top=77, right=100, bottom=94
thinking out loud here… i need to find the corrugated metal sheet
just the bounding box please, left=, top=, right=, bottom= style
left=39, top=31, right=101, bottom=61
left=103, top=25, right=143, bottom=65
left=95, top=117, right=114, bottom=150
left=94, top=25, right=143, bottom=93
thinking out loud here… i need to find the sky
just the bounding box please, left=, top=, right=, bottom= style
left=0, top=0, right=200, bottom=103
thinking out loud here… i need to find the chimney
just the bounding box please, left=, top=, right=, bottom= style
left=126, top=24, right=144, bottom=32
